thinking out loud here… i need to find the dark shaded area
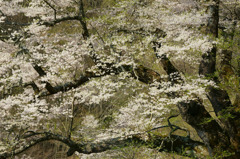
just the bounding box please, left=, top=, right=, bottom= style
left=0, top=13, right=32, bottom=41
left=199, top=46, right=217, bottom=78
left=177, top=99, right=230, bottom=156
left=157, top=54, right=182, bottom=84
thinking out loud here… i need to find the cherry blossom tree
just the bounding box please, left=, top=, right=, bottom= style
left=0, top=0, right=240, bottom=158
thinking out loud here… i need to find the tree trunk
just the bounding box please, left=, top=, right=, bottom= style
left=205, top=0, right=220, bottom=38
left=199, top=0, right=220, bottom=78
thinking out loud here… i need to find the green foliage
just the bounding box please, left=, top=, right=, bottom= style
left=207, top=150, right=236, bottom=159
left=199, top=117, right=215, bottom=125
left=117, top=145, right=162, bottom=159
left=218, top=28, right=240, bottom=51
left=200, top=107, right=235, bottom=125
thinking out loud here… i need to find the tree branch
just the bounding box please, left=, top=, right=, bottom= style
left=40, top=16, right=79, bottom=26
left=43, top=0, right=57, bottom=20
left=38, top=62, right=162, bottom=98
left=40, top=0, right=89, bottom=39
left=0, top=132, right=79, bottom=159
left=78, top=0, right=89, bottom=39
left=0, top=126, right=204, bottom=159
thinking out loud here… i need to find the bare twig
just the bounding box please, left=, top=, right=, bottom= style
left=43, top=0, right=57, bottom=20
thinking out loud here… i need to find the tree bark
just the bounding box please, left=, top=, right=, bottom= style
left=205, top=0, right=220, bottom=38
left=199, top=46, right=217, bottom=77
left=199, top=0, right=219, bottom=77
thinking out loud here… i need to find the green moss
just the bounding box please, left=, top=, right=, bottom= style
left=53, top=39, right=68, bottom=46
left=65, top=6, right=77, bottom=13
left=46, top=21, right=83, bottom=35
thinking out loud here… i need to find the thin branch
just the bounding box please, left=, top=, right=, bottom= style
left=78, top=0, right=89, bottom=39
left=40, top=16, right=79, bottom=26
left=43, top=0, right=57, bottom=20
left=39, top=12, right=89, bottom=39
left=68, top=96, right=76, bottom=139
left=89, top=23, right=105, bottom=44
left=167, top=114, right=190, bottom=137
